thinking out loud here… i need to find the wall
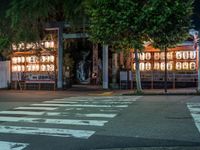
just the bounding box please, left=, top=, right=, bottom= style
left=0, top=61, right=10, bottom=88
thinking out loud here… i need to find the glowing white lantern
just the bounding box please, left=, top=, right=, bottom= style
left=17, top=65, right=21, bottom=71
left=176, top=52, right=182, bottom=59
left=45, top=41, right=50, bottom=48
left=182, top=51, right=189, bottom=59
left=190, top=51, right=196, bottom=59
left=190, top=62, right=196, bottom=70
left=49, top=56, right=54, bottom=62
left=167, top=52, right=173, bottom=60
left=26, top=57, right=31, bottom=63
left=182, top=62, right=189, bottom=70
left=50, top=41, right=54, bottom=48
left=176, top=62, right=182, bottom=70
left=140, top=63, right=145, bottom=71
left=41, top=56, right=46, bottom=62
left=145, top=53, right=151, bottom=60
left=160, top=62, right=165, bottom=71
left=26, top=65, right=31, bottom=71
left=12, top=65, right=17, bottom=72
left=154, top=53, right=160, bottom=60
left=154, top=62, right=160, bottom=70
left=30, top=56, right=36, bottom=63
left=139, top=53, right=145, bottom=60
left=17, top=57, right=21, bottom=63
left=49, top=64, right=55, bottom=71
left=45, top=56, right=50, bottom=62
left=160, top=52, right=165, bottom=60
left=21, top=65, right=25, bottom=71
left=167, top=62, right=173, bottom=70
left=12, top=44, right=17, bottom=50
left=35, top=65, right=39, bottom=71
left=41, top=65, right=46, bottom=71
left=12, top=57, right=17, bottom=64
left=21, top=57, right=25, bottom=63
left=145, top=62, right=151, bottom=71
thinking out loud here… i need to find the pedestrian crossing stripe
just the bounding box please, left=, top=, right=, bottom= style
left=187, top=103, right=200, bottom=133
left=0, top=116, right=108, bottom=126
left=0, top=126, right=95, bottom=139
left=0, top=141, right=28, bottom=150
left=15, top=107, right=57, bottom=110
left=0, top=111, right=117, bottom=118
left=31, top=103, right=128, bottom=108
left=43, top=100, right=133, bottom=104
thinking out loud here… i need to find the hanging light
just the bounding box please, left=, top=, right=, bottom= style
left=182, top=62, right=189, bottom=70
left=167, top=62, right=173, bottom=70
left=12, top=57, right=17, bottom=64
left=167, top=52, right=173, bottom=60
left=45, top=41, right=50, bottom=48
left=176, top=62, right=182, bottom=70
left=145, top=62, right=151, bottom=71
left=154, top=53, right=160, bottom=60
left=145, top=53, right=151, bottom=60
left=154, top=62, right=160, bottom=70
left=190, top=62, right=196, bottom=70
left=190, top=51, right=196, bottom=59
left=49, top=56, right=55, bottom=62
left=176, top=51, right=182, bottom=59
left=50, top=41, right=54, bottom=48
left=183, top=51, right=189, bottom=59
left=140, top=63, right=145, bottom=71
left=160, top=62, right=165, bottom=71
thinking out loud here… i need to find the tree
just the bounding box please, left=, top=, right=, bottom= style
left=87, top=0, right=150, bottom=93
left=144, top=0, right=194, bottom=92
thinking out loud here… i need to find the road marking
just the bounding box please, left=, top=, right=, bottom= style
left=43, top=100, right=132, bottom=104
left=187, top=103, right=200, bottom=133
left=0, top=111, right=116, bottom=118
left=0, top=126, right=95, bottom=139
left=0, top=141, right=28, bottom=150
left=14, top=107, right=57, bottom=110
left=0, top=116, right=107, bottom=126
left=31, top=103, right=128, bottom=108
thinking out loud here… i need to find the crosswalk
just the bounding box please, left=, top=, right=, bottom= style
left=187, top=103, right=200, bottom=133
left=0, top=96, right=141, bottom=150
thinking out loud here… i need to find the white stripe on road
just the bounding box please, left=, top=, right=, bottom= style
left=31, top=103, right=128, bottom=108
left=14, top=107, right=57, bottom=110
left=0, top=116, right=107, bottom=126
left=0, top=111, right=116, bottom=118
left=43, top=100, right=132, bottom=104
left=0, top=141, right=28, bottom=150
left=0, top=126, right=95, bottom=139
left=187, top=103, right=200, bottom=133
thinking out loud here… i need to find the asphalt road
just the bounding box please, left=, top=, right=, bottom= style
left=0, top=90, right=200, bottom=150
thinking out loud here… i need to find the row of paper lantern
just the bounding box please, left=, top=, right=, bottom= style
left=12, top=41, right=55, bottom=50
left=12, top=64, right=55, bottom=72
left=133, top=51, right=196, bottom=61
left=131, top=62, right=196, bottom=71
left=12, top=56, right=55, bottom=64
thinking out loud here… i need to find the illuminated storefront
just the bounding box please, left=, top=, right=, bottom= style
left=11, top=41, right=57, bottom=90
left=129, top=42, right=197, bottom=88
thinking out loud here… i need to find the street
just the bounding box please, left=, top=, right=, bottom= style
left=0, top=91, right=200, bottom=150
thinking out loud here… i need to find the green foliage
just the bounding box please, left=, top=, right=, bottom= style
left=87, top=0, right=148, bottom=50
left=143, top=0, right=194, bottom=50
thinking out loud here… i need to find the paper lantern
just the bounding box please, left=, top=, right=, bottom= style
left=182, top=62, right=189, bottom=70
left=160, top=62, right=165, bottom=71
left=167, top=62, right=173, bottom=70
left=140, top=63, right=145, bottom=71
left=176, top=62, right=182, bottom=70
left=154, top=53, right=160, bottom=60
left=167, top=52, right=173, bottom=60
left=154, top=62, right=160, bottom=70
left=145, top=62, right=151, bottom=71
left=49, top=56, right=54, bottom=62
left=12, top=57, right=17, bottom=64
left=190, top=51, right=196, bottom=59
left=176, top=52, right=182, bottom=59
left=139, top=53, right=145, bottom=60
left=182, top=51, right=189, bottom=59
left=190, top=62, right=196, bottom=70
left=145, top=53, right=151, bottom=60
left=160, top=52, right=165, bottom=60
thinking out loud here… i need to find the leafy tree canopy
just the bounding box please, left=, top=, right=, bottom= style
left=143, top=0, right=194, bottom=50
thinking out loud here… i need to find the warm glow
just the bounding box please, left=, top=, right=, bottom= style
left=190, top=51, right=196, bottom=59
left=190, top=62, right=196, bottom=70
left=176, top=62, right=182, bottom=70
left=154, top=62, right=160, bottom=70
left=145, top=62, right=151, bottom=70
left=145, top=53, right=151, bottom=60
left=176, top=52, right=182, bottom=59
left=154, top=53, right=160, bottom=60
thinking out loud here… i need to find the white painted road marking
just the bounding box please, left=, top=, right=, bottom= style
left=14, top=107, right=57, bottom=110
left=31, top=103, right=128, bottom=108
left=43, top=100, right=132, bottom=104
left=0, top=126, right=95, bottom=139
left=187, top=103, right=200, bottom=133
left=0, top=111, right=116, bottom=118
left=0, top=141, right=28, bottom=150
left=0, top=116, right=107, bottom=126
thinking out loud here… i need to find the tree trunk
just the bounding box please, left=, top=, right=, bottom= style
left=103, top=44, right=109, bottom=89
left=57, top=22, right=64, bottom=89
left=164, top=47, right=168, bottom=93
left=134, top=49, right=142, bottom=93
left=112, top=52, right=118, bottom=89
